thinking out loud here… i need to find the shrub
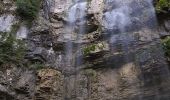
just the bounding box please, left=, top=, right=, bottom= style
left=0, top=32, right=26, bottom=66
left=162, top=36, right=170, bottom=58
left=156, top=0, right=170, bottom=13
left=0, top=1, right=4, bottom=14
left=83, top=44, right=96, bottom=55
left=30, top=62, right=44, bottom=70
left=16, top=0, right=41, bottom=21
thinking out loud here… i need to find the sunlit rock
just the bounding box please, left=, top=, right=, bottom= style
left=36, top=68, right=64, bottom=99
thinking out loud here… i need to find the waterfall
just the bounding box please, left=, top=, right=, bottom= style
left=103, top=0, right=158, bottom=61
left=103, top=0, right=170, bottom=99
left=103, top=0, right=157, bottom=31
left=64, top=1, right=87, bottom=99
left=65, top=0, right=87, bottom=69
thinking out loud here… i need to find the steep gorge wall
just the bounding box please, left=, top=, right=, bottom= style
left=0, top=0, right=170, bottom=100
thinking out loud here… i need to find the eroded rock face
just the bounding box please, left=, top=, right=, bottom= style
left=20, top=0, right=170, bottom=99
left=35, top=68, right=64, bottom=100
left=0, top=64, right=36, bottom=100
left=0, top=0, right=170, bottom=100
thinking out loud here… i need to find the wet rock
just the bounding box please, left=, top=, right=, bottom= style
left=0, top=0, right=169, bottom=100
left=84, top=30, right=102, bottom=42
left=25, top=47, right=48, bottom=63
left=14, top=71, right=36, bottom=100
left=88, top=0, right=104, bottom=25
left=136, top=29, right=160, bottom=42
left=0, top=66, right=36, bottom=100
left=30, top=15, right=50, bottom=35
left=0, top=84, right=15, bottom=100
left=164, top=20, right=170, bottom=32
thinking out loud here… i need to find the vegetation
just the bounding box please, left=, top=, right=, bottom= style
left=0, top=1, right=4, bottom=14
left=0, top=32, right=26, bottom=66
left=0, top=31, right=44, bottom=69
left=155, top=0, right=170, bottom=13
left=83, top=43, right=106, bottom=56
left=83, top=44, right=96, bottom=55
left=28, top=62, right=44, bottom=70
left=16, top=0, right=41, bottom=21
left=162, top=36, right=170, bottom=58
left=84, top=69, right=98, bottom=83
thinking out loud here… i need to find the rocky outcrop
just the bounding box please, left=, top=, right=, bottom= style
left=35, top=68, right=64, bottom=100
left=0, top=0, right=170, bottom=100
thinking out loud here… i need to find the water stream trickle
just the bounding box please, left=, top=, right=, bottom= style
left=103, top=0, right=170, bottom=99
left=65, top=0, right=87, bottom=69
left=64, top=1, right=87, bottom=99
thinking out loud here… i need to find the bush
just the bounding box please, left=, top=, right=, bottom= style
left=83, top=44, right=96, bottom=55
left=0, top=32, right=26, bottom=66
left=162, top=36, right=170, bottom=58
left=0, top=1, right=4, bottom=14
left=29, top=62, right=44, bottom=70
left=156, top=0, right=170, bottom=13
left=16, top=0, right=41, bottom=21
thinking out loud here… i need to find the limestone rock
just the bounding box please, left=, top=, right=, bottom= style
left=35, top=68, right=64, bottom=100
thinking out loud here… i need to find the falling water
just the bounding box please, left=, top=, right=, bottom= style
left=103, top=0, right=158, bottom=62
left=103, top=0, right=170, bottom=99
left=64, top=0, right=87, bottom=99
left=103, top=0, right=158, bottom=32
left=65, top=0, right=87, bottom=69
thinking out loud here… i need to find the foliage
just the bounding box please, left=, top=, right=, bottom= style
left=0, top=32, right=26, bottom=66
left=29, top=62, right=44, bottom=70
left=16, top=0, right=41, bottom=21
left=162, top=36, right=170, bottom=57
left=0, top=1, right=4, bottom=14
left=84, top=69, right=98, bottom=82
left=155, top=0, right=170, bottom=13
left=83, top=43, right=106, bottom=56
left=83, top=44, right=96, bottom=55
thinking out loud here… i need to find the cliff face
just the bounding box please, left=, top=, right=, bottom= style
left=1, top=0, right=170, bottom=100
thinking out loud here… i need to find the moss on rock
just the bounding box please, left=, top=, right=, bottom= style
left=83, top=42, right=109, bottom=56
left=155, top=0, right=170, bottom=13
left=16, top=0, right=41, bottom=21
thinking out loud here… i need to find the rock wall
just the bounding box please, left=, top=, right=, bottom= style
left=0, top=0, right=170, bottom=100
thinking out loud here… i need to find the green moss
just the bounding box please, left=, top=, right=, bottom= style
left=156, top=0, right=170, bottom=13
left=0, top=32, right=26, bottom=66
left=29, top=62, right=44, bottom=70
left=83, top=44, right=96, bottom=55
left=84, top=69, right=98, bottom=82
left=83, top=42, right=107, bottom=56
left=16, top=0, right=41, bottom=22
left=10, top=22, right=21, bottom=34
left=161, top=36, right=170, bottom=57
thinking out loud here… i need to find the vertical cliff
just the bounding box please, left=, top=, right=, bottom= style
left=0, top=0, right=170, bottom=100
